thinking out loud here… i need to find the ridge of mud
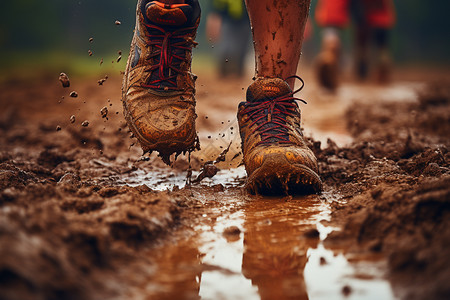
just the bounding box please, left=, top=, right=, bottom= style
left=313, top=83, right=450, bottom=300
left=0, top=175, right=184, bottom=299
left=0, top=79, right=191, bottom=298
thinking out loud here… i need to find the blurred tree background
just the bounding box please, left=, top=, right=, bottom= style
left=0, top=0, right=449, bottom=76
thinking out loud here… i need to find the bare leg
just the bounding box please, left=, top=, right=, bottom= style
left=245, top=0, right=311, bottom=88
left=238, top=0, right=322, bottom=195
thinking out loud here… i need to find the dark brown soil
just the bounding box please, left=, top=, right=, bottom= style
left=319, top=82, right=450, bottom=300
left=0, top=71, right=449, bottom=299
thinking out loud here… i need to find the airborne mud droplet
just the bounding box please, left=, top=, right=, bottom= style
left=59, top=72, right=70, bottom=88
left=342, top=285, right=352, bottom=297
left=100, top=106, right=108, bottom=119
left=81, top=120, right=89, bottom=127
left=70, top=115, right=76, bottom=123
left=193, top=162, right=219, bottom=183
left=97, top=75, right=108, bottom=85
left=69, top=91, right=78, bottom=98
left=115, top=20, right=121, bottom=25
left=215, top=141, right=232, bottom=163
left=56, top=125, right=61, bottom=131
left=88, top=50, right=93, bottom=56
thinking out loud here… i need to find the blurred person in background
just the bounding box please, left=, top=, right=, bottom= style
left=314, top=0, right=396, bottom=91
left=206, top=0, right=251, bottom=78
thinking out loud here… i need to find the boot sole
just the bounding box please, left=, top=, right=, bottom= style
left=124, top=106, right=198, bottom=164
left=245, top=154, right=322, bottom=195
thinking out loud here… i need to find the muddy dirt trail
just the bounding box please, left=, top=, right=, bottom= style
left=0, top=68, right=449, bottom=300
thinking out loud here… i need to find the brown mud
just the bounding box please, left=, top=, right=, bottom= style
left=0, top=69, right=449, bottom=300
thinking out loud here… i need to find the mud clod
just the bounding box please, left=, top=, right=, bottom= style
left=193, top=162, right=219, bottom=183
left=69, top=91, right=78, bottom=98
left=223, top=226, right=241, bottom=236
left=58, top=172, right=82, bottom=190
left=342, top=285, right=352, bottom=296
left=215, top=141, right=232, bottom=163
left=81, top=120, right=89, bottom=127
left=98, top=76, right=108, bottom=85
left=100, top=106, right=108, bottom=119
left=303, top=228, right=320, bottom=239
left=212, top=184, right=224, bottom=192
left=98, top=187, right=119, bottom=198
left=59, top=72, right=70, bottom=87
left=223, top=226, right=241, bottom=242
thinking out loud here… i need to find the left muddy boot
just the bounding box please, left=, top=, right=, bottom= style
left=237, top=77, right=322, bottom=195
left=122, top=0, right=201, bottom=164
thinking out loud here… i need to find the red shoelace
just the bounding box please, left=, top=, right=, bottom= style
left=142, top=23, right=197, bottom=90
left=242, top=76, right=307, bottom=146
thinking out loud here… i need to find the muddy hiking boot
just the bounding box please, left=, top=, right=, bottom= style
left=237, top=77, right=322, bottom=195
left=122, top=0, right=201, bottom=164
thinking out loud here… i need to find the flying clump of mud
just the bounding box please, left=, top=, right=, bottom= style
left=98, top=75, right=108, bottom=86
left=59, top=72, right=70, bottom=88
left=100, top=107, right=108, bottom=119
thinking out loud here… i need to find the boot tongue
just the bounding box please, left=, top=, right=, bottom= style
left=244, top=77, right=294, bottom=144
left=146, top=1, right=193, bottom=27
left=246, top=77, right=292, bottom=103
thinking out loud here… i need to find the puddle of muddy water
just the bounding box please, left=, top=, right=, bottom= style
left=196, top=193, right=396, bottom=300
left=123, top=168, right=397, bottom=300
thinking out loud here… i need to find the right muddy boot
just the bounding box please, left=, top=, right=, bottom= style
left=122, top=0, right=201, bottom=164
left=237, top=77, right=322, bottom=195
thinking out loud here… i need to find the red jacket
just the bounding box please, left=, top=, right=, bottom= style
left=315, top=0, right=395, bottom=28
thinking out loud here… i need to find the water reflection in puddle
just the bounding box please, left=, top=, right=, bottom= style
left=126, top=168, right=397, bottom=299
left=196, top=194, right=396, bottom=300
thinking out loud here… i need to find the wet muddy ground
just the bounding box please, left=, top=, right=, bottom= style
left=0, top=68, right=449, bottom=300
